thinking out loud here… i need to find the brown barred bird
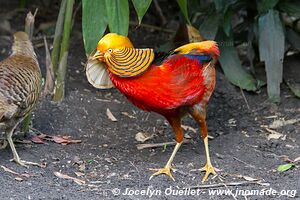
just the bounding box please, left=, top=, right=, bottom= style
left=0, top=31, right=41, bottom=166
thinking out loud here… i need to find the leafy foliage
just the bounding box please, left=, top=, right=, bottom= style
left=188, top=0, right=300, bottom=101
left=105, top=0, right=129, bottom=36
left=277, top=163, right=295, bottom=172
left=258, top=10, right=285, bottom=102
left=82, top=0, right=107, bottom=54
left=177, top=0, right=191, bottom=24
left=132, top=0, right=152, bottom=24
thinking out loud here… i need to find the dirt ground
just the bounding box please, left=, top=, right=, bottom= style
left=0, top=1, right=299, bottom=200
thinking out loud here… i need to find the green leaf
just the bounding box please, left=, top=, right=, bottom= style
left=217, top=30, right=260, bottom=92
left=132, top=0, right=152, bottom=24
left=213, top=0, right=227, bottom=12
left=223, top=8, right=233, bottom=36
left=105, top=0, right=129, bottom=36
left=286, top=28, right=300, bottom=51
left=278, top=0, right=300, bottom=18
left=177, top=0, right=191, bottom=24
left=199, top=15, right=220, bottom=40
left=82, top=0, right=107, bottom=54
left=256, top=0, right=279, bottom=14
left=277, top=163, right=295, bottom=172
left=258, top=9, right=285, bottom=102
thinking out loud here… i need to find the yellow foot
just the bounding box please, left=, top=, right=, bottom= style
left=149, top=166, right=175, bottom=181
left=200, top=163, right=217, bottom=182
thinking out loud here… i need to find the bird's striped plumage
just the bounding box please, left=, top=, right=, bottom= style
left=104, top=47, right=154, bottom=77
left=0, top=31, right=41, bottom=166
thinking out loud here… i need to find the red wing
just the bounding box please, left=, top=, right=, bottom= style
left=120, top=55, right=207, bottom=111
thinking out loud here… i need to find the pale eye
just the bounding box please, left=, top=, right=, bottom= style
left=108, top=49, right=113, bottom=53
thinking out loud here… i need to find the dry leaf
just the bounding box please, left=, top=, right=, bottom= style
left=269, top=118, right=300, bottom=129
left=79, top=163, right=86, bottom=172
left=54, top=171, right=85, bottom=185
left=242, top=176, right=258, bottom=181
left=181, top=125, right=197, bottom=133
left=74, top=172, right=85, bottom=177
left=1, top=165, right=19, bottom=176
left=15, top=177, right=23, bottom=182
left=266, top=128, right=284, bottom=140
left=294, top=156, right=300, bottom=163
left=31, top=135, right=46, bottom=144
left=121, top=112, right=136, bottom=119
left=106, top=108, right=117, bottom=122
left=135, top=132, right=154, bottom=143
left=52, top=136, right=81, bottom=145
left=32, top=134, right=81, bottom=145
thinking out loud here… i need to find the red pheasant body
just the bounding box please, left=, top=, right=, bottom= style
left=109, top=54, right=215, bottom=116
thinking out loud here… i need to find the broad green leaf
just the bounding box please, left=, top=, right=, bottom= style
left=213, top=0, right=227, bottom=12
left=277, top=163, right=295, bottom=172
left=278, top=0, right=300, bottom=18
left=256, top=0, right=279, bottom=14
left=286, top=28, right=300, bottom=51
left=199, top=15, right=220, bottom=40
left=82, top=0, right=107, bottom=54
left=177, top=0, right=191, bottom=24
left=217, top=30, right=260, bottom=92
left=132, top=0, right=152, bottom=24
left=105, top=0, right=129, bottom=36
left=223, top=8, right=233, bottom=36
left=259, top=9, right=285, bottom=102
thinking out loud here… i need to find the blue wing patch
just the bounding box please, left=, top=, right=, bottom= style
left=184, top=54, right=212, bottom=64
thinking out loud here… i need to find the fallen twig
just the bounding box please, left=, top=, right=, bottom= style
left=232, top=157, right=255, bottom=168
left=240, top=87, right=250, bottom=110
left=186, top=180, right=269, bottom=190
left=137, top=139, right=191, bottom=150
left=269, top=118, right=300, bottom=129
left=54, top=171, right=85, bottom=185
left=42, top=36, right=55, bottom=97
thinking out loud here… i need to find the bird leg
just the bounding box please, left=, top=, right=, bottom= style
left=200, top=136, right=216, bottom=182
left=149, top=116, right=183, bottom=181
left=189, top=105, right=216, bottom=182
left=149, top=141, right=182, bottom=181
left=6, top=122, right=40, bottom=167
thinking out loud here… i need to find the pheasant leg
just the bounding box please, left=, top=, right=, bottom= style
left=7, top=126, right=40, bottom=167
left=200, top=136, right=216, bottom=182
left=149, top=141, right=182, bottom=181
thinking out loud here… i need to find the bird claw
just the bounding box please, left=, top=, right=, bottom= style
left=10, top=158, right=42, bottom=168
left=149, top=167, right=175, bottom=181
left=200, top=162, right=217, bottom=182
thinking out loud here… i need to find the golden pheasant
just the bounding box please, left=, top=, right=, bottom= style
left=86, top=33, right=219, bottom=182
left=0, top=31, right=41, bottom=166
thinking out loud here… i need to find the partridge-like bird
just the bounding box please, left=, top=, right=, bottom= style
left=86, top=33, right=219, bottom=182
left=0, top=31, right=41, bottom=166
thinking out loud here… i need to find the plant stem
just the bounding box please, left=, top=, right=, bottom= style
left=53, top=0, right=74, bottom=102
left=51, top=0, right=67, bottom=73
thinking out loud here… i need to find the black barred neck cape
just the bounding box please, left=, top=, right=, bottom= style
left=105, top=47, right=155, bottom=77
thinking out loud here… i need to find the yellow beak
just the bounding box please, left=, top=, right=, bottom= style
left=92, top=50, right=104, bottom=61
